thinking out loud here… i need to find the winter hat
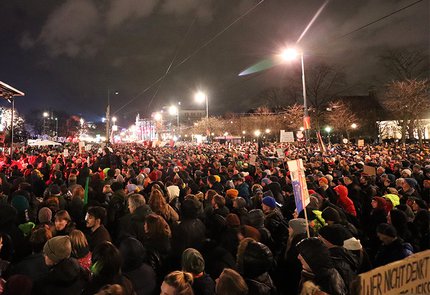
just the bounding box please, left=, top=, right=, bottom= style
left=182, top=248, right=205, bottom=274
left=318, top=177, right=329, bottom=185
left=297, top=238, right=332, bottom=272
left=288, top=218, right=308, bottom=235
left=262, top=196, right=277, bottom=209
left=372, top=197, right=388, bottom=211
left=319, top=224, right=351, bottom=246
left=11, top=195, right=30, bottom=213
left=376, top=223, right=397, bottom=238
left=126, top=183, right=138, bottom=193
left=343, top=237, right=362, bottom=251
left=404, top=178, right=417, bottom=188
left=321, top=207, right=341, bottom=223
left=226, top=189, right=239, bottom=199
left=247, top=209, right=265, bottom=228
left=261, top=178, right=272, bottom=186
left=226, top=213, right=241, bottom=227
left=49, top=184, right=61, bottom=196
left=38, top=207, right=53, bottom=223
left=401, top=169, right=412, bottom=177
left=239, top=240, right=273, bottom=278
left=43, top=236, right=72, bottom=264
left=167, top=185, right=180, bottom=201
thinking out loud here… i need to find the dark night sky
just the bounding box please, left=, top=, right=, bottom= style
left=0, top=0, right=428, bottom=124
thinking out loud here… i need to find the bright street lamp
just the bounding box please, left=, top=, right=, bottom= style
left=112, top=116, right=117, bottom=123
left=194, top=91, right=208, bottom=120
left=265, top=128, right=271, bottom=134
left=43, top=112, right=49, bottom=118
left=280, top=47, right=310, bottom=143
left=324, top=126, right=332, bottom=133
left=254, top=130, right=261, bottom=137
left=154, top=112, right=162, bottom=121
left=351, top=123, right=357, bottom=129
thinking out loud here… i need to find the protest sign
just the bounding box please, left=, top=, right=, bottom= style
left=359, top=250, right=430, bottom=295
left=249, top=155, right=257, bottom=166
left=287, top=159, right=310, bottom=213
left=364, top=165, right=376, bottom=176
left=358, top=139, right=365, bottom=147
left=280, top=130, right=294, bottom=143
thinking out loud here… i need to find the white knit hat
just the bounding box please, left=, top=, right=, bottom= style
left=343, top=237, right=362, bottom=251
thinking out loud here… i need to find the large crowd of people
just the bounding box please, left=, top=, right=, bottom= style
left=0, top=141, right=428, bottom=295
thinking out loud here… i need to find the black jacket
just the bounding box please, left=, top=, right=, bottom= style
left=329, top=247, right=359, bottom=293
left=300, top=268, right=347, bottom=295
left=246, top=272, right=277, bottom=295
left=374, top=238, right=413, bottom=267
left=124, top=263, right=157, bottom=295
left=118, top=205, right=152, bottom=242
left=32, top=258, right=86, bottom=295
left=192, top=273, right=216, bottom=295
left=9, top=252, right=49, bottom=282
left=87, top=225, right=112, bottom=251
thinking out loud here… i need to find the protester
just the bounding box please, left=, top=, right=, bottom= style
left=215, top=268, right=248, bottom=295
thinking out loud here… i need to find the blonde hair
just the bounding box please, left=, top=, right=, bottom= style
left=163, top=271, right=194, bottom=295
left=149, top=189, right=168, bottom=217
left=69, top=229, right=89, bottom=256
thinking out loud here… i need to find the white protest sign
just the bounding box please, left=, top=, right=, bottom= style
left=359, top=250, right=430, bottom=295
left=280, top=130, right=295, bottom=143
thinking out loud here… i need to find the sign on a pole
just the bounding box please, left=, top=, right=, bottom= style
left=287, top=159, right=310, bottom=213
left=280, top=130, right=295, bottom=143
left=359, top=250, right=430, bottom=295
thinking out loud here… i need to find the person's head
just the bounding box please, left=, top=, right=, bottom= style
left=54, top=210, right=72, bottom=232
left=43, top=236, right=72, bottom=266
left=261, top=196, right=277, bottom=214
left=127, top=193, right=146, bottom=214
left=321, top=207, right=341, bottom=225
left=236, top=238, right=273, bottom=279
left=69, top=229, right=89, bottom=258
left=149, top=189, right=167, bottom=215
left=86, top=206, right=106, bottom=230
left=30, top=226, right=52, bottom=253
left=71, top=185, right=85, bottom=200
left=296, top=237, right=332, bottom=273
left=95, top=284, right=123, bottom=295
left=288, top=218, right=308, bottom=237
left=318, top=177, right=329, bottom=188
left=144, top=213, right=171, bottom=238
left=376, top=223, right=397, bottom=245
left=38, top=207, right=52, bottom=224
left=211, top=194, right=225, bottom=210
left=318, top=224, right=352, bottom=248
left=182, top=248, right=205, bottom=275
left=91, top=242, right=122, bottom=279
left=161, top=271, right=194, bottom=295
left=215, top=268, right=248, bottom=295
left=119, top=237, right=145, bottom=272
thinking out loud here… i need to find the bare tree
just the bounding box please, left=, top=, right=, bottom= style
left=382, top=79, right=429, bottom=145
left=325, top=100, right=359, bottom=140
left=380, top=48, right=429, bottom=81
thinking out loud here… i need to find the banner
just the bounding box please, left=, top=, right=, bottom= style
left=359, top=250, right=430, bottom=295
left=287, top=159, right=310, bottom=213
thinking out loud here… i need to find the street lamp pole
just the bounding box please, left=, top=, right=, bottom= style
left=106, top=89, right=111, bottom=144
left=55, top=117, right=58, bottom=140
left=300, top=52, right=310, bottom=144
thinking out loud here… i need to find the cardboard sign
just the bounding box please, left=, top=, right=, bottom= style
left=359, top=250, right=430, bottom=295
left=364, top=165, right=376, bottom=176
left=358, top=139, right=365, bottom=147
left=280, top=130, right=294, bottom=143
left=276, top=148, right=285, bottom=159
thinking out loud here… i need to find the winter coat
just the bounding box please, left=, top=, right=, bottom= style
left=8, top=252, right=49, bottom=282
left=300, top=268, right=347, bottom=295
left=124, top=263, right=157, bottom=295
left=246, top=272, right=277, bottom=295
left=374, top=238, right=413, bottom=267
left=334, top=185, right=357, bottom=217
left=86, top=225, right=112, bottom=252
left=329, top=247, right=359, bottom=293
left=32, top=258, right=86, bottom=295
left=118, top=204, right=152, bottom=242
left=192, top=273, right=216, bottom=295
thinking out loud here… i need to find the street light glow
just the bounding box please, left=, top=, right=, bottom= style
left=154, top=112, right=162, bottom=121
left=112, top=116, right=117, bottom=123
left=280, top=48, right=299, bottom=61
left=168, top=105, right=178, bottom=115
left=43, top=112, right=49, bottom=118
left=194, top=91, right=206, bottom=103
left=300, top=127, right=305, bottom=131
left=242, top=130, right=246, bottom=134
left=351, top=123, right=357, bottom=129
left=265, top=128, right=271, bottom=134
left=254, top=130, right=261, bottom=137
left=325, top=126, right=332, bottom=133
